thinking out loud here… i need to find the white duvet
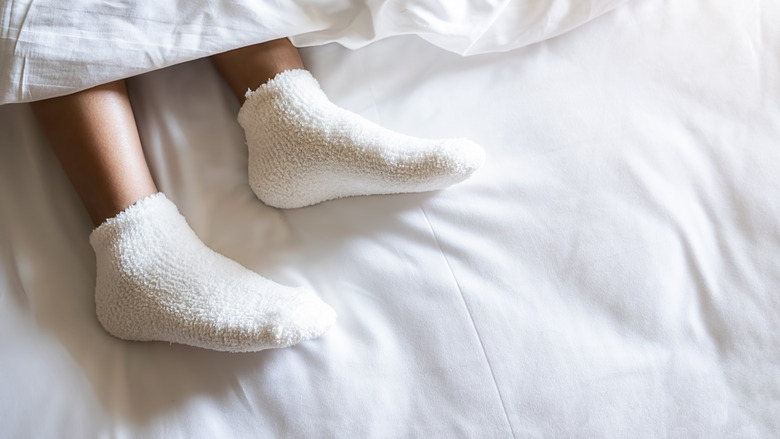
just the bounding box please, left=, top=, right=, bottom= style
left=2, top=0, right=780, bottom=437
left=0, top=0, right=626, bottom=103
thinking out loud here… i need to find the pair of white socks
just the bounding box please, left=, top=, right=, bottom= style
left=91, top=69, right=485, bottom=352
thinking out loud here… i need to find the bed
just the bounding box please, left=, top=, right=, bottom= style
left=1, top=0, right=779, bottom=436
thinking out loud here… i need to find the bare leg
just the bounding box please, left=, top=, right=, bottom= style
left=211, top=38, right=304, bottom=104
left=29, top=80, right=157, bottom=226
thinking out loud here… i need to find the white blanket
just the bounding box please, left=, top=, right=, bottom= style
left=0, top=0, right=626, bottom=103
left=2, top=0, right=780, bottom=437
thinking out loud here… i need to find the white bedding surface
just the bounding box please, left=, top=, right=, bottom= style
left=2, top=0, right=780, bottom=437
left=0, top=0, right=626, bottom=104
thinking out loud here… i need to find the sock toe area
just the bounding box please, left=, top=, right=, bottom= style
left=438, top=138, right=486, bottom=176
left=210, top=291, right=336, bottom=353
left=260, top=288, right=338, bottom=350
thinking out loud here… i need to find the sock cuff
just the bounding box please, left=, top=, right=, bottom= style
left=238, top=69, right=328, bottom=130
left=243, top=69, right=320, bottom=99
left=89, top=192, right=180, bottom=250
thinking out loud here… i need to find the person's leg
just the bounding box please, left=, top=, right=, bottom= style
left=211, top=37, right=303, bottom=104
left=211, top=38, right=486, bottom=209
left=30, top=80, right=157, bottom=226
left=30, top=81, right=335, bottom=352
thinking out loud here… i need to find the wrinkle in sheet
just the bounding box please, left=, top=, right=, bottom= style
left=16, top=55, right=25, bottom=101
left=676, top=231, right=726, bottom=352
left=228, top=375, right=257, bottom=415
left=0, top=240, right=30, bottom=311
left=418, top=205, right=516, bottom=439
left=8, top=0, right=33, bottom=47
left=0, top=0, right=628, bottom=104
left=8, top=0, right=33, bottom=99
left=462, top=0, right=512, bottom=55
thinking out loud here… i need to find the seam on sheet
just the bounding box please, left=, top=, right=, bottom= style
left=419, top=205, right=516, bottom=439
left=353, top=52, right=514, bottom=436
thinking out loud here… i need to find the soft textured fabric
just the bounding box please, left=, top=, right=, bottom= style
left=0, top=0, right=629, bottom=104
left=238, top=69, right=484, bottom=208
left=89, top=192, right=336, bottom=352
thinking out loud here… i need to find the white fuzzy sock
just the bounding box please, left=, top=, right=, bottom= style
left=89, top=193, right=336, bottom=352
left=237, top=69, right=485, bottom=208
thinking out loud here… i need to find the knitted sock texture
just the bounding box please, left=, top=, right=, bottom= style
left=89, top=193, right=336, bottom=352
left=237, top=69, right=485, bottom=208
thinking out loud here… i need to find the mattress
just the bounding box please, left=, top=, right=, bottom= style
left=1, top=0, right=779, bottom=437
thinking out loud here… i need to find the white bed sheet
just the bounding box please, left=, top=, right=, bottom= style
left=2, top=0, right=780, bottom=437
